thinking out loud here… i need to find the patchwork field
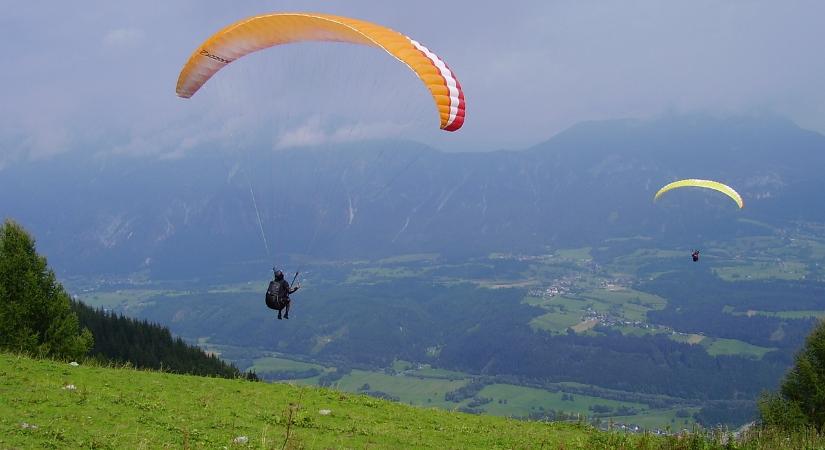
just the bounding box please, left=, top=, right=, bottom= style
left=69, top=231, right=825, bottom=430
left=702, top=338, right=776, bottom=360
left=240, top=355, right=697, bottom=430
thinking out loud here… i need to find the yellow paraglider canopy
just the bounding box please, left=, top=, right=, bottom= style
left=653, top=179, right=744, bottom=209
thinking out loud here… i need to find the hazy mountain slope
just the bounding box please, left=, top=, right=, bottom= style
left=2, top=114, right=823, bottom=278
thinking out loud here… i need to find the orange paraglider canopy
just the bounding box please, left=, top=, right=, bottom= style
left=176, top=12, right=465, bottom=131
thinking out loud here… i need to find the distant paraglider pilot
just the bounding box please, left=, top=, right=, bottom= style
left=691, top=250, right=700, bottom=262
left=265, top=269, right=300, bottom=319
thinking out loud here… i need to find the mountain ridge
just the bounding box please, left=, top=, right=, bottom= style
left=3, top=114, right=824, bottom=278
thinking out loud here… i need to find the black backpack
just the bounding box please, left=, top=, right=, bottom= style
left=265, top=281, right=287, bottom=310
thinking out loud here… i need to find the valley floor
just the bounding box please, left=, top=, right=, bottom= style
left=68, top=228, right=825, bottom=431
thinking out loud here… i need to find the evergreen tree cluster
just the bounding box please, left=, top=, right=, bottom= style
left=71, top=300, right=257, bottom=380
left=760, top=319, right=825, bottom=431
left=0, top=219, right=92, bottom=359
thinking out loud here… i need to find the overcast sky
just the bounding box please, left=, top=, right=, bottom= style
left=2, top=1, right=824, bottom=162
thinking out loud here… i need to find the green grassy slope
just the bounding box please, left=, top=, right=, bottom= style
left=5, top=355, right=825, bottom=449
left=0, top=353, right=599, bottom=449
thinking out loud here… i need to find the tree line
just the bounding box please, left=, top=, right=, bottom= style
left=71, top=300, right=255, bottom=379
left=0, top=219, right=255, bottom=380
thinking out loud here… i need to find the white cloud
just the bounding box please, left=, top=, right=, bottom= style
left=23, top=126, right=71, bottom=159
left=0, top=113, right=75, bottom=162
left=107, top=108, right=259, bottom=160
left=275, top=116, right=328, bottom=149
left=274, top=116, right=411, bottom=149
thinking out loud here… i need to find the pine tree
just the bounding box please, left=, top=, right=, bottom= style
left=759, top=319, right=825, bottom=430
left=0, top=219, right=92, bottom=359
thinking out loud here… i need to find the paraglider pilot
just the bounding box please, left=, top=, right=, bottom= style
left=265, top=268, right=300, bottom=319
left=691, top=250, right=700, bottom=262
